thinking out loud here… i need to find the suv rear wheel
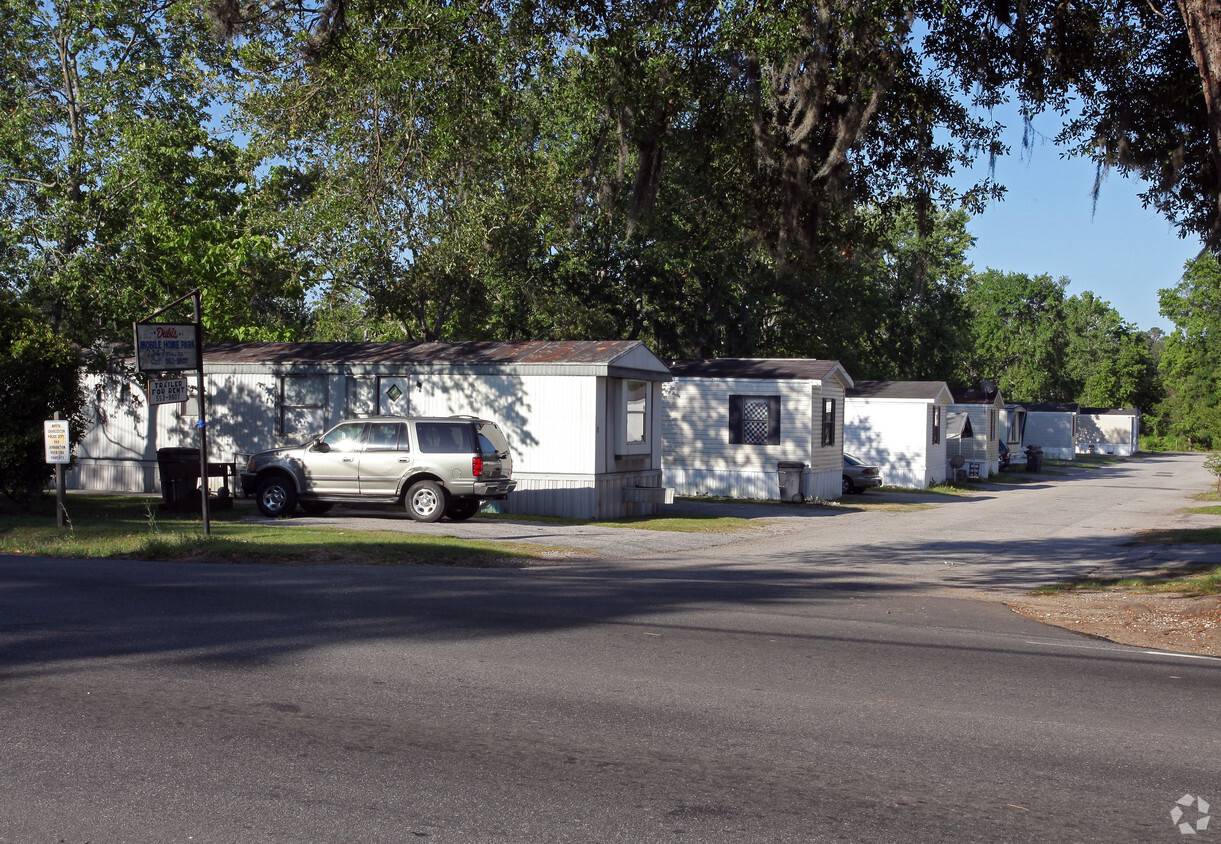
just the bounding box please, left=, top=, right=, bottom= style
left=256, top=475, right=298, bottom=518
left=406, top=479, right=447, bottom=523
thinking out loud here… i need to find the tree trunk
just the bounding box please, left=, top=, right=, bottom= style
left=1178, top=0, right=1221, bottom=242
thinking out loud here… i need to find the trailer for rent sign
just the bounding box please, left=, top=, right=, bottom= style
left=147, top=377, right=188, bottom=405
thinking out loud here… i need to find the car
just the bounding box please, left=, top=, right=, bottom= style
left=998, top=440, right=1011, bottom=470
left=842, top=453, right=883, bottom=494
left=241, top=415, right=517, bottom=522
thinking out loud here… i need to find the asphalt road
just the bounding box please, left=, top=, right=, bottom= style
left=1, top=454, right=1218, bottom=842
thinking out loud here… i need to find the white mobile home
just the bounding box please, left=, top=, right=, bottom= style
left=661, top=358, right=854, bottom=501
left=1076, top=407, right=1140, bottom=456
left=70, top=340, right=673, bottom=519
left=948, top=384, right=1005, bottom=477
left=1020, top=402, right=1080, bottom=460
left=845, top=381, right=953, bottom=489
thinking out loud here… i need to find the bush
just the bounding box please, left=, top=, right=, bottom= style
left=0, top=298, right=85, bottom=507
left=1205, top=453, right=1221, bottom=494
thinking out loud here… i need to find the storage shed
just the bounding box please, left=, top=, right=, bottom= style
left=70, top=340, right=674, bottom=519
left=845, top=381, right=953, bottom=489
left=661, top=358, right=854, bottom=501
left=1076, top=407, right=1140, bottom=456
left=947, top=384, right=1005, bottom=477
left=1020, top=402, right=1080, bottom=460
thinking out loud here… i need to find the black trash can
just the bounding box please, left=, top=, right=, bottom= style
left=1024, top=445, right=1044, bottom=473
left=157, top=447, right=201, bottom=510
left=777, top=461, right=807, bottom=503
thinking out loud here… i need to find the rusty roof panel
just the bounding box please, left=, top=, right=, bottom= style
left=202, top=340, right=645, bottom=367
left=667, top=358, right=842, bottom=381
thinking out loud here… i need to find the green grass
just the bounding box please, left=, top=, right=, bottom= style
left=1132, top=526, right=1221, bottom=546
left=1032, top=564, right=1221, bottom=597
left=0, top=494, right=545, bottom=567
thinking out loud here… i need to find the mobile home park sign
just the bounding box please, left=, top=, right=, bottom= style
left=134, top=323, right=199, bottom=372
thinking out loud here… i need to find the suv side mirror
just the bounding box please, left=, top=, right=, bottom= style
left=313, top=440, right=331, bottom=453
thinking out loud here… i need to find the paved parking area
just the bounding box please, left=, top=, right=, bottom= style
left=239, top=453, right=1217, bottom=594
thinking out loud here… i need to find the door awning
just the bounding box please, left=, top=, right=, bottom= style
left=946, top=411, right=974, bottom=439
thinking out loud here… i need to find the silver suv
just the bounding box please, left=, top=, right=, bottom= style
left=241, top=416, right=516, bottom=522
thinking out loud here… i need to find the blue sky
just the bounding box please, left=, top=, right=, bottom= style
left=955, top=115, right=1202, bottom=335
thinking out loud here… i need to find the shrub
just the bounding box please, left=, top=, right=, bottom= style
left=0, top=298, right=85, bottom=506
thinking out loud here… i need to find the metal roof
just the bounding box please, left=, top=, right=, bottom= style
left=666, top=358, right=851, bottom=385
left=201, top=340, right=670, bottom=379
left=849, top=380, right=950, bottom=400
left=1078, top=407, right=1140, bottom=416
left=1019, top=402, right=1081, bottom=413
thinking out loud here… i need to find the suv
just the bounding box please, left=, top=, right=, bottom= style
left=241, top=416, right=516, bottom=522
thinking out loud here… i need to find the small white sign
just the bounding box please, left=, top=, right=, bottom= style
left=134, top=323, right=199, bottom=371
left=147, top=377, right=188, bottom=406
left=44, top=420, right=70, bottom=464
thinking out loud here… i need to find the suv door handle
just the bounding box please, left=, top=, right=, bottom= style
left=342, top=457, right=354, bottom=463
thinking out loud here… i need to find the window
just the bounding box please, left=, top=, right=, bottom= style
left=416, top=422, right=474, bottom=453
left=729, top=395, right=780, bottom=445
left=281, top=375, right=326, bottom=437
left=932, top=406, right=941, bottom=445
left=365, top=422, right=408, bottom=451
left=318, top=421, right=365, bottom=452
left=821, top=397, right=836, bottom=447
left=625, top=380, right=649, bottom=445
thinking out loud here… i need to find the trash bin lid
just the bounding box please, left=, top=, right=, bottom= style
left=157, top=447, right=201, bottom=461
left=777, top=461, right=807, bottom=469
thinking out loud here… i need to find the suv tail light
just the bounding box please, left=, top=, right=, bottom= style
left=472, top=456, right=484, bottom=478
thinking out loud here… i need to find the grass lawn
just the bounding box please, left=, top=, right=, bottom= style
left=1032, top=564, right=1221, bottom=597
left=0, top=494, right=545, bottom=567
left=1, top=493, right=766, bottom=565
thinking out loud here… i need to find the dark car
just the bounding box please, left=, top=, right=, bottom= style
left=842, top=453, right=883, bottom=494
left=998, top=440, right=1011, bottom=470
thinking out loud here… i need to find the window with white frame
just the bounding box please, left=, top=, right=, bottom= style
left=932, top=405, right=941, bottom=445
left=729, top=395, right=780, bottom=445
left=625, top=380, right=649, bottom=445
left=820, top=397, right=836, bottom=447
left=281, top=374, right=326, bottom=437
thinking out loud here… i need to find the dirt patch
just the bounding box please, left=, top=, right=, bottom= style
left=1008, top=592, right=1221, bottom=656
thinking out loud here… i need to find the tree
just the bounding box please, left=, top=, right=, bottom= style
left=214, top=0, right=1005, bottom=357
left=962, top=270, right=1071, bottom=401
left=923, top=0, right=1221, bottom=247
left=1062, top=291, right=1160, bottom=411
left=1156, top=253, right=1221, bottom=448
left=0, top=0, right=305, bottom=351
left=0, top=297, right=85, bottom=506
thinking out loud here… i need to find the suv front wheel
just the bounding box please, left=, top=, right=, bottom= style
left=256, top=475, right=298, bottom=518
left=406, top=479, right=447, bottom=523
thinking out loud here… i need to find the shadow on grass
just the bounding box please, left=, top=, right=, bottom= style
left=1032, top=563, right=1221, bottom=597
left=0, top=495, right=540, bottom=568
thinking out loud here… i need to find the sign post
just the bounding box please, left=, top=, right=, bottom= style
left=44, top=413, right=69, bottom=527
left=134, top=290, right=210, bottom=536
